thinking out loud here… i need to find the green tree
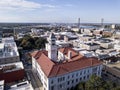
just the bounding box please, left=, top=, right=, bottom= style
left=86, top=75, right=102, bottom=90
left=76, top=82, right=86, bottom=90
left=16, top=35, right=47, bottom=50
left=74, top=75, right=119, bottom=90
left=35, top=37, right=47, bottom=49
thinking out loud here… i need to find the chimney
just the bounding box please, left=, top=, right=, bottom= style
left=68, top=51, right=72, bottom=59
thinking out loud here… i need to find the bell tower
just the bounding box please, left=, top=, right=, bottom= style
left=46, top=33, right=58, bottom=62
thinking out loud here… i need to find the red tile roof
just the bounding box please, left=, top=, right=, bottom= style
left=59, top=47, right=83, bottom=62
left=31, top=48, right=102, bottom=78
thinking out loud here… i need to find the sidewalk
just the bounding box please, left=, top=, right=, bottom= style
left=26, top=69, right=43, bottom=90
left=31, top=70, right=44, bottom=90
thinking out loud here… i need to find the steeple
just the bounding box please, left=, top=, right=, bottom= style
left=48, top=33, right=56, bottom=45
left=46, top=33, right=58, bottom=62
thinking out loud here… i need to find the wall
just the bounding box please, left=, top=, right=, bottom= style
left=0, top=56, right=20, bottom=65
left=48, top=65, right=102, bottom=90
left=0, top=69, right=25, bottom=83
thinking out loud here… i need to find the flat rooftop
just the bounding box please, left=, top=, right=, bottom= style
left=9, top=81, right=33, bottom=90
left=0, top=37, right=19, bottom=58
left=56, top=40, right=70, bottom=44
left=86, top=43, right=99, bottom=46
left=99, top=38, right=113, bottom=43
left=2, top=37, right=14, bottom=43
left=0, top=62, right=24, bottom=73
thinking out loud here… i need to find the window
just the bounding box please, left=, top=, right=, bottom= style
left=72, top=80, right=74, bottom=83
left=84, top=70, right=86, bottom=74
left=52, top=43, right=55, bottom=45
left=58, top=77, right=65, bottom=82
left=68, top=75, right=70, bottom=79
left=60, top=78, right=62, bottom=82
left=98, top=71, right=101, bottom=75
left=60, top=84, right=62, bottom=88
left=83, top=76, right=86, bottom=80
left=93, top=67, right=97, bottom=72
left=87, top=75, right=89, bottom=79
left=80, top=71, right=82, bottom=75
left=51, top=80, right=53, bottom=84
left=58, top=78, right=59, bottom=82
left=76, top=79, right=78, bottom=82
left=88, top=70, right=89, bottom=73
left=76, top=73, right=78, bottom=76
left=63, top=77, right=65, bottom=81
left=51, top=86, right=54, bottom=90
left=80, top=77, right=82, bottom=81
left=72, top=74, right=74, bottom=78
left=67, top=81, right=70, bottom=85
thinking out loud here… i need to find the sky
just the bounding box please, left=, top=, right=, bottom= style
left=0, top=0, right=120, bottom=23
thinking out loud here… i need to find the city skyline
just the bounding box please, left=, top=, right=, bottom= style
left=0, top=0, right=120, bottom=23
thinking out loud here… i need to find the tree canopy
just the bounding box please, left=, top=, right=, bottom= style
left=74, top=75, right=120, bottom=90
left=16, top=35, right=47, bottom=50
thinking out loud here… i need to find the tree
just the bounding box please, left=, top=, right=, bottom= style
left=86, top=75, right=104, bottom=90
left=16, top=35, right=47, bottom=50
left=35, top=37, right=47, bottom=49
left=74, top=75, right=120, bottom=90
left=76, top=82, right=86, bottom=90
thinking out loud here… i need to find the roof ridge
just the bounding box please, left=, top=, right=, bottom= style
left=35, top=50, right=48, bottom=60
left=48, top=65, right=60, bottom=77
left=41, top=53, right=55, bottom=64
left=34, top=51, right=41, bottom=59
left=61, top=66, right=69, bottom=72
left=55, top=66, right=61, bottom=76
left=54, top=65, right=69, bottom=76
left=42, top=50, right=48, bottom=56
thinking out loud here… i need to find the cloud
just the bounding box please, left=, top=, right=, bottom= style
left=64, top=4, right=74, bottom=7
left=0, top=0, right=55, bottom=11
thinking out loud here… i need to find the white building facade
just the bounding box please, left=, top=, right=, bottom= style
left=0, top=37, right=19, bottom=64
left=31, top=33, right=103, bottom=90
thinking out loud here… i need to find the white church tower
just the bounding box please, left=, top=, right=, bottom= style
left=46, top=33, right=58, bottom=62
